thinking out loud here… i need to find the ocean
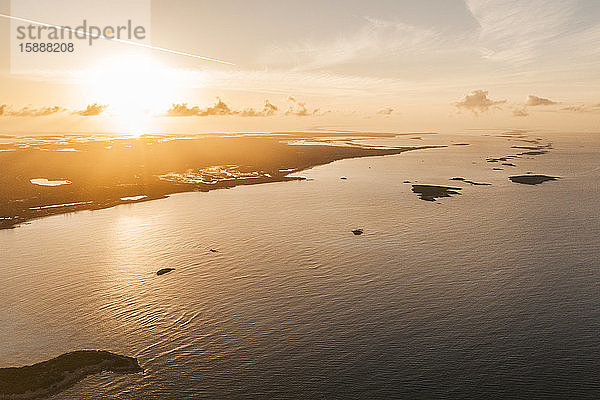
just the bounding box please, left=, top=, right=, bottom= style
left=1, top=131, right=599, bottom=399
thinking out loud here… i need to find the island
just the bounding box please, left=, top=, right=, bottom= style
left=156, top=267, right=175, bottom=276
left=0, top=350, right=142, bottom=399
left=411, top=184, right=462, bottom=201
left=449, top=177, right=491, bottom=186
left=509, top=175, right=559, bottom=185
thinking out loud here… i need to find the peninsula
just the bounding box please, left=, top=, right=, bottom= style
left=0, top=350, right=142, bottom=399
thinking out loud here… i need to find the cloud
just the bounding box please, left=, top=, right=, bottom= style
left=562, top=105, right=584, bottom=112
left=466, top=0, right=577, bottom=64
left=166, top=103, right=203, bottom=117
left=561, top=104, right=600, bottom=113
left=526, top=95, right=557, bottom=106
left=377, top=107, right=394, bottom=115
left=166, top=98, right=321, bottom=118
left=285, top=97, right=325, bottom=117
left=203, top=98, right=232, bottom=116
left=513, top=108, right=529, bottom=117
left=239, top=100, right=279, bottom=117
left=262, top=100, right=278, bottom=116
left=0, top=103, right=107, bottom=117
left=75, top=103, right=108, bottom=116
left=259, top=16, right=440, bottom=71
left=455, top=90, right=506, bottom=114
left=166, top=98, right=232, bottom=117
left=1, top=105, right=65, bottom=117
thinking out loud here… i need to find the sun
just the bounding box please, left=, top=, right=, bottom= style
left=86, top=54, right=183, bottom=136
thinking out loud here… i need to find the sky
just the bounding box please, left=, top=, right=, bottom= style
left=0, top=0, right=599, bottom=134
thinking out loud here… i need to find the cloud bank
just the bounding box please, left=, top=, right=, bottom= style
left=167, top=98, right=324, bottom=117
left=0, top=103, right=109, bottom=117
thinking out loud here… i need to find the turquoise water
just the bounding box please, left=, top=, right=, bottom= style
left=1, top=131, right=599, bottom=399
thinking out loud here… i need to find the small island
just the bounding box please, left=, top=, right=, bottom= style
left=412, top=184, right=462, bottom=201
left=0, top=350, right=142, bottom=399
left=509, top=175, right=559, bottom=185
left=157, top=267, right=175, bottom=276
left=449, top=177, right=491, bottom=186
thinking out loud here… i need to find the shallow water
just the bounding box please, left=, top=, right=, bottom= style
left=1, top=131, right=599, bottom=399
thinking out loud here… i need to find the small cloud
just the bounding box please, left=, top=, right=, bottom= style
left=377, top=107, right=394, bottom=115
left=286, top=97, right=310, bottom=116
left=240, top=100, right=279, bottom=117
left=76, top=103, right=108, bottom=116
left=286, top=97, right=324, bottom=116
left=513, top=108, right=529, bottom=117
left=166, top=103, right=203, bottom=117
left=263, top=100, right=278, bottom=116
left=562, top=105, right=585, bottom=112
left=203, top=98, right=232, bottom=116
left=561, top=105, right=600, bottom=113
left=526, top=95, right=557, bottom=106
left=0, top=104, right=6, bottom=116
left=455, top=90, right=506, bottom=114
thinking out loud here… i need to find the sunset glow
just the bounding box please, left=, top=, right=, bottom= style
left=1, top=1, right=600, bottom=399
left=84, top=54, right=182, bottom=134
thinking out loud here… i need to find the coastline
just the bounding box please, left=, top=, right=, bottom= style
left=0, top=133, right=442, bottom=230
left=0, top=351, right=142, bottom=400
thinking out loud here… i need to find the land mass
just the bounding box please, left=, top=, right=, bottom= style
left=0, top=133, right=441, bottom=229
left=0, top=350, right=142, bottom=399
left=509, top=175, right=559, bottom=185
left=157, top=267, right=175, bottom=276
left=412, top=184, right=462, bottom=201
left=450, top=177, right=491, bottom=186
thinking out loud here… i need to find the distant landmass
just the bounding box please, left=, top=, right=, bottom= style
left=0, top=133, right=440, bottom=230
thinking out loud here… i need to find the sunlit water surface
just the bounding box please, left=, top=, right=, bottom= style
left=1, top=132, right=599, bottom=399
